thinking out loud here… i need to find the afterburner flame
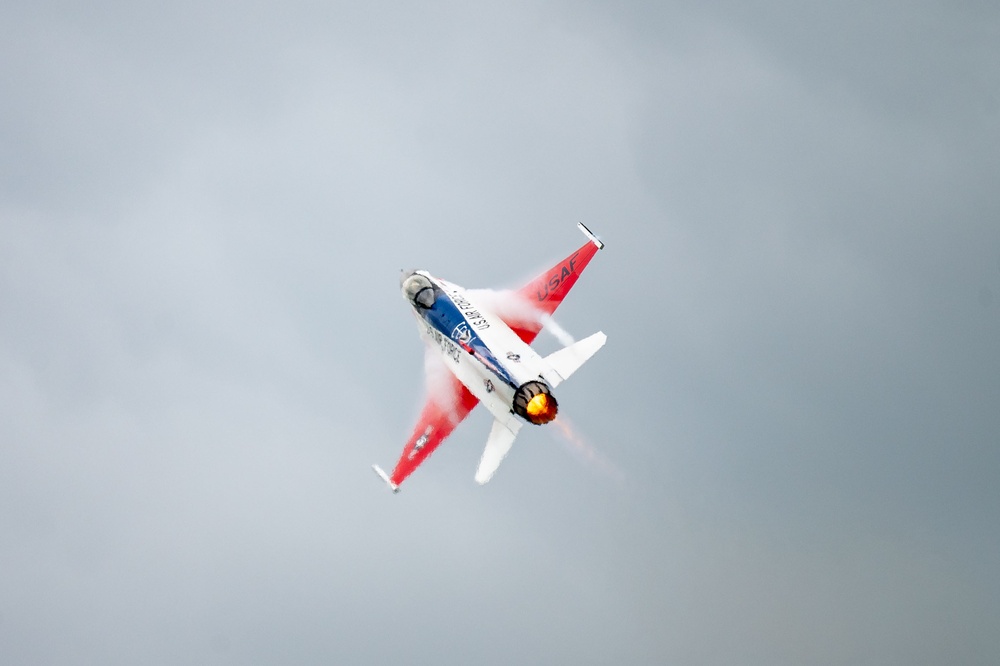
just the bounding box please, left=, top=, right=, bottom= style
left=512, top=379, right=558, bottom=425
left=525, top=393, right=558, bottom=424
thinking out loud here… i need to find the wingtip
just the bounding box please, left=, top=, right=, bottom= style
left=372, top=464, right=400, bottom=493
left=576, top=222, right=605, bottom=250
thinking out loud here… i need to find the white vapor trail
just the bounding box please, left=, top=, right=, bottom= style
left=538, top=313, right=575, bottom=347
left=467, top=288, right=576, bottom=347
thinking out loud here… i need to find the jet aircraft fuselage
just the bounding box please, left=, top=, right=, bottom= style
left=373, top=224, right=606, bottom=491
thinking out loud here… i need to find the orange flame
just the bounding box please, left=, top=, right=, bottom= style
left=525, top=393, right=558, bottom=424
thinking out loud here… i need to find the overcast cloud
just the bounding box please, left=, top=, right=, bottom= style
left=1, top=1, right=998, bottom=664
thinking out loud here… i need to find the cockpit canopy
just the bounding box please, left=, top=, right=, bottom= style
left=401, top=272, right=437, bottom=309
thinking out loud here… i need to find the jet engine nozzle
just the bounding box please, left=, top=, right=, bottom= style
left=513, top=380, right=558, bottom=425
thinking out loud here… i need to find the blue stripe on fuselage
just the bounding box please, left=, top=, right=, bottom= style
left=419, top=288, right=516, bottom=388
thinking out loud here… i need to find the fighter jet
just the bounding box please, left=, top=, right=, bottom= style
left=372, top=223, right=606, bottom=492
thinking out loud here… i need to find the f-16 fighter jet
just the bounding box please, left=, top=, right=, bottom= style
left=372, top=224, right=606, bottom=492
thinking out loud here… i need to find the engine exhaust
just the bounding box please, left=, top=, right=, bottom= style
left=512, top=380, right=558, bottom=425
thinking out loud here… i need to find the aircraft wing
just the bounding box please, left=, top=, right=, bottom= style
left=508, top=223, right=604, bottom=344
left=373, top=356, right=480, bottom=491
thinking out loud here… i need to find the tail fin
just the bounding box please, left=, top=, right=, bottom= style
left=542, top=331, right=607, bottom=388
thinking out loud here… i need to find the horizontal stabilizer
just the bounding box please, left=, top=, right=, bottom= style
left=543, top=331, right=607, bottom=387
left=475, top=418, right=522, bottom=484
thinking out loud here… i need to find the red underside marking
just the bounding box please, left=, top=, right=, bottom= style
left=511, top=239, right=600, bottom=344
left=389, top=375, right=479, bottom=487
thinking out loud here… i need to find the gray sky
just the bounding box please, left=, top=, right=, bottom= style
left=2, top=1, right=998, bottom=664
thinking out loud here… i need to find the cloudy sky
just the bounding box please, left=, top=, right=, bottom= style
left=2, top=1, right=998, bottom=663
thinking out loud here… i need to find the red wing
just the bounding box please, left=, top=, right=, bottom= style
left=507, top=237, right=602, bottom=344
left=388, top=369, right=479, bottom=488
